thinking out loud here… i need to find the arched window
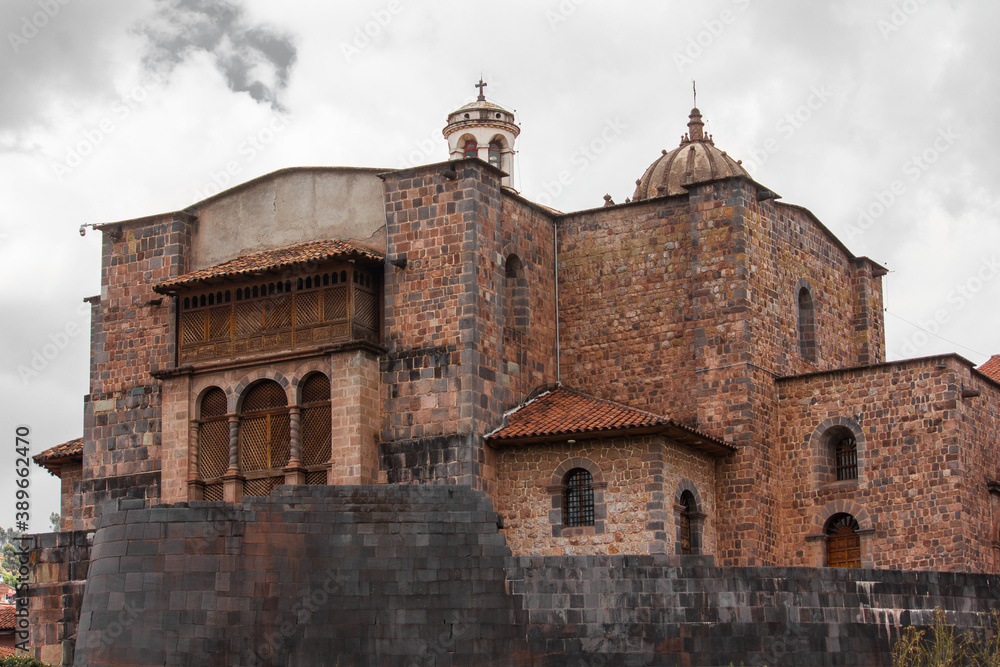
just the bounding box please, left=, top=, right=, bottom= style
left=563, top=468, right=594, bottom=527
left=798, top=285, right=817, bottom=362
left=488, top=139, right=502, bottom=169
left=238, top=380, right=290, bottom=497
left=990, top=483, right=1000, bottom=573
left=463, top=138, right=477, bottom=159
left=825, top=513, right=861, bottom=568
left=679, top=490, right=695, bottom=555
left=835, top=432, right=858, bottom=481
left=504, top=255, right=528, bottom=332
left=197, top=388, right=229, bottom=502
left=300, top=373, right=332, bottom=485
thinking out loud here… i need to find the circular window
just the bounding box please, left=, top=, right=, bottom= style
left=464, top=113, right=470, bottom=119
left=495, top=113, right=501, bottom=119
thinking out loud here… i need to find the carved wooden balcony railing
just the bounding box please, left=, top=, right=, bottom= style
left=176, top=266, right=380, bottom=364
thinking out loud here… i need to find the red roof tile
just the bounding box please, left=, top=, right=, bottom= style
left=33, top=437, right=83, bottom=464
left=0, top=604, right=14, bottom=631
left=0, top=647, right=21, bottom=658
left=979, top=354, right=1000, bottom=382
left=486, top=386, right=734, bottom=455
left=155, top=239, right=384, bottom=293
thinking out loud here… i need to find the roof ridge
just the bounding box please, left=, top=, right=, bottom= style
left=555, top=385, right=669, bottom=423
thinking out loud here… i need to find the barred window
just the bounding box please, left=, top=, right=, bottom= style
left=679, top=491, right=695, bottom=556
left=835, top=434, right=858, bottom=481
left=197, top=388, right=229, bottom=503
left=564, top=468, right=594, bottom=527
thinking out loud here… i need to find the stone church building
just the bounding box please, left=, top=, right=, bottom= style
left=28, top=86, right=1000, bottom=664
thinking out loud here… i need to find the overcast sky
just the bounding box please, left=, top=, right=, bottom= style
left=1, top=0, right=997, bottom=531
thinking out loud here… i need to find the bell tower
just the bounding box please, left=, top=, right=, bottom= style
left=443, top=79, right=520, bottom=189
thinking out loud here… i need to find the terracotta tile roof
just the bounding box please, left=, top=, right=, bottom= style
left=33, top=437, right=83, bottom=464
left=0, top=646, right=20, bottom=658
left=155, top=239, right=384, bottom=293
left=979, top=354, right=1000, bottom=382
left=0, top=604, right=15, bottom=631
left=486, top=386, right=734, bottom=456
left=33, top=437, right=83, bottom=477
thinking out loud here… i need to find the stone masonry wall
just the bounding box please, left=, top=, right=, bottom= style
left=776, top=356, right=976, bottom=571
left=72, top=486, right=531, bottom=667
left=63, top=485, right=1000, bottom=667
left=380, top=161, right=557, bottom=490
left=954, top=362, right=1000, bottom=573
left=493, top=435, right=717, bottom=557
left=28, top=530, right=93, bottom=667
left=747, top=201, right=885, bottom=377
left=508, top=555, right=1000, bottom=667
left=80, top=212, right=194, bottom=528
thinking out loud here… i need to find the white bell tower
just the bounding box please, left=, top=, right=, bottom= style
left=443, top=79, right=520, bottom=190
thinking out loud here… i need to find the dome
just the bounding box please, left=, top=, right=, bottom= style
left=632, top=108, right=748, bottom=201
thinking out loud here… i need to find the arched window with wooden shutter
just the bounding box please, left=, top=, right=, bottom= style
left=825, top=513, right=861, bottom=568
left=300, top=373, right=331, bottom=485
left=197, top=387, right=229, bottom=502
left=238, top=380, right=289, bottom=497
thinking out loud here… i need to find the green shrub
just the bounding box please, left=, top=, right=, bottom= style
left=892, top=608, right=1000, bottom=667
left=0, top=656, right=52, bottom=667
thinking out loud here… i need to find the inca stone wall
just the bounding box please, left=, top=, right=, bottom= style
left=27, top=530, right=93, bottom=666
left=62, top=484, right=1000, bottom=667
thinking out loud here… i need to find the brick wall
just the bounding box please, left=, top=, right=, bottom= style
left=493, top=435, right=717, bottom=557
left=775, top=356, right=987, bottom=571
left=380, top=160, right=557, bottom=490
left=954, top=363, right=1000, bottom=572
left=80, top=212, right=194, bottom=528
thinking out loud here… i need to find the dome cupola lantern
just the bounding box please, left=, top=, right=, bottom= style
left=443, top=79, right=520, bottom=190
left=632, top=106, right=749, bottom=201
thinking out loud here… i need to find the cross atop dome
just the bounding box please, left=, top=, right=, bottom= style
left=475, top=78, right=488, bottom=101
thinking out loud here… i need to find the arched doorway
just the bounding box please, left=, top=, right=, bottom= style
left=825, top=513, right=861, bottom=568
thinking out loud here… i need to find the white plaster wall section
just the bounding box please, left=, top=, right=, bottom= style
left=190, top=167, right=389, bottom=270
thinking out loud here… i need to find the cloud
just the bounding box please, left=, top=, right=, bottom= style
left=136, top=0, right=297, bottom=109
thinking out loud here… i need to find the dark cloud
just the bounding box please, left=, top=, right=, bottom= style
left=137, top=0, right=297, bottom=109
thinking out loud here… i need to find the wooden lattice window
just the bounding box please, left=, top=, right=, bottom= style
left=175, top=263, right=381, bottom=365
left=238, top=380, right=290, bottom=474
left=835, top=434, right=858, bottom=481
left=463, top=138, right=477, bottom=159
left=825, top=514, right=861, bottom=568
left=564, top=469, right=594, bottom=527
left=197, top=388, right=229, bottom=483
left=679, top=491, right=695, bottom=556
left=300, top=373, right=331, bottom=471
left=798, top=285, right=817, bottom=362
